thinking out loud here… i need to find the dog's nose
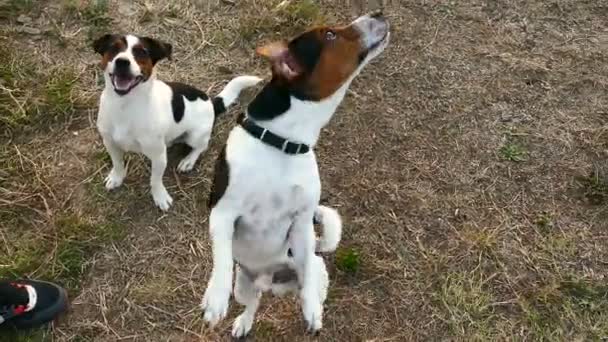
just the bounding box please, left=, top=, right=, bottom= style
left=114, top=58, right=130, bottom=69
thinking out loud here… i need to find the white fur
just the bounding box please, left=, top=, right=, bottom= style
left=315, top=205, right=343, bottom=253
left=96, top=35, right=261, bottom=210
left=201, top=14, right=390, bottom=337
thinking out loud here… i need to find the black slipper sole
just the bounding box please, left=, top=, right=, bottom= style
left=0, top=280, right=69, bottom=331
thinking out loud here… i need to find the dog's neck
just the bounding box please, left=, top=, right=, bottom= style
left=246, top=77, right=353, bottom=147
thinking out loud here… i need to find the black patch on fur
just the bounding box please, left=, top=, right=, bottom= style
left=247, top=81, right=292, bottom=121
left=288, top=30, right=323, bottom=74
left=139, top=37, right=173, bottom=65
left=92, top=34, right=127, bottom=55
left=167, top=82, right=209, bottom=123
left=208, top=145, right=229, bottom=209
left=212, top=97, right=226, bottom=116
left=247, top=31, right=325, bottom=120
left=358, top=49, right=370, bottom=64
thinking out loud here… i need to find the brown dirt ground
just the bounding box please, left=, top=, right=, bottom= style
left=1, top=0, right=608, bottom=341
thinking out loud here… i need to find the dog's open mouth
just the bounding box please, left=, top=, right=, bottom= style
left=111, top=74, right=144, bottom=95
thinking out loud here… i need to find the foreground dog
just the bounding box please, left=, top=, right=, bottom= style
left=93, top=34, right=261, bottom=210
left=200, top=12, right=390, bottom=337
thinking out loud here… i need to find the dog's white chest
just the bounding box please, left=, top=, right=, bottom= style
left=97, top=93, right=152, bottom=153
left=111, top=126, right=142, bottom=153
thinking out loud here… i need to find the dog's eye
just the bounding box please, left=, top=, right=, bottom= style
left=132, top=47, right=148, bottom=59
left=109, top=44, right=121, bottom=54
left=325, top=30, right=336, bottom=41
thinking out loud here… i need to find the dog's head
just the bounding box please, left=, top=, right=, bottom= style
left=92, top=34, right=172, bottom=96
left=256, top=11, right=389, bottom=101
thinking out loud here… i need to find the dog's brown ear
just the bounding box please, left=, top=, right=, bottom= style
left=256, top=41, right=288, bottom=60
left=140, top=37, right=173, bottom=64
left=93, top=34, right=118, bottom=55
left=256, top=41, right=302, bottom=80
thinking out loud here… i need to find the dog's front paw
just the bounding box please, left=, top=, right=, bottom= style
left=201, top=286, right=230, bottom=327
left=152, top=187, right=173, bottom=211
left=302, top=296, right=323, bottom=333
left=177, top=155, right=198, bottom=173
left=231, top=313, right=254, bottom=338
left=105, top=168, right=125, bottom=190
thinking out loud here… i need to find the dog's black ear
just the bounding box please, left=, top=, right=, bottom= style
left=93, top=34, right=117, bottom=55
left=140, top=37, right=173, bottom=64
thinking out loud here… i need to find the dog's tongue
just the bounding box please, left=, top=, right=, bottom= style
left=114, top=75, right=135, bottom=90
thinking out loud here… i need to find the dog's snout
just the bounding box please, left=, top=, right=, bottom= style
left=114, top=58, right=130, bottom=69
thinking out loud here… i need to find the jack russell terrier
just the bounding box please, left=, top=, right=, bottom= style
left=93, top=34, right=261, bottom=210
left=200, top=12, right=390, bottom=337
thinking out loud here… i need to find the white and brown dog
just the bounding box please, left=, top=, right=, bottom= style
left=93, top=34, right=261, bottom=210
left=200, top=12, right=390, bottom=337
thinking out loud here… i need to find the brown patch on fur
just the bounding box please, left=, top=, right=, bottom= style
left=131, top=43, right=154, bottom=80
left=305, top=25, right=364, bottom=99
left=99, top=37, right=127, bottom=70
left=256, top=24, right=365, bottom=100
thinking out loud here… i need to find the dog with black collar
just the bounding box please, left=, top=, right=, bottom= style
left=93, top=34, right=261, bottom=210
left=200, top=12, right=390, bottom=337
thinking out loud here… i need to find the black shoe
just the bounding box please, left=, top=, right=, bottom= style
left=0, top=279, right=68, bottom=330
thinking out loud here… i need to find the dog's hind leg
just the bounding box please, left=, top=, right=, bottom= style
left=177, top=129, right=211, bottom=173
left=289, top=209, right=324, bottom=333
left=232, top=266, right=261, bottom=338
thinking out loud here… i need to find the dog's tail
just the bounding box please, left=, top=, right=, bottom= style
left=212, top=75, right=263, bottom=117
left=314, top=205, right=343, bottom=253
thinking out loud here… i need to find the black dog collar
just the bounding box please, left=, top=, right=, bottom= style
left=239, top=117, right=310, bottom=155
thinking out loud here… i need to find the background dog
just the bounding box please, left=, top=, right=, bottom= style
left=93, top=34, right=261, bottom=210
left=200, top=11, right=389, bottom=337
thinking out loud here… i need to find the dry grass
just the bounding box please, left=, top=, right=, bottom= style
left=1, top=0, right=608, bottom=341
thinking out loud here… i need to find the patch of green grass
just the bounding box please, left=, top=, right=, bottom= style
left=61, top=0, right=80, bottom=16
left=437, top=0, right=458, bottom=16
left=0, top=44, right=37, bottom=130
left=0, top=0, right=36, bottom=19
left=279, top=0, right=321, bottom=24
left=460, top=225, right=497, bottom=253
left=0, top=229, right=46, bottom=279
left=499, top=142, right=527, bottom=162
left=238, top=15, right=275, bottom=42
left=0, top=43, right=82, bottom=133
left=535, top=212, right=553, bottom=233
left=433, top=271, right=497, bottom=337
left=336, top=247, right=360, bottom=274
left=54, top=240, right=88, bottom=287
left=255, top=320, right=276, bottom=339
left=0, top=214, right=125, bottom=291
left=57, top=214, right=125, bottom=245
left=237, top=0, right=323, bottom=42
left=520, top=277, right=608, bottom=339
left=45, top=70, right=77, bottom=117
left=0, top=327, right=51, bottom=342
left=94, top=149, right=111, bottom=166
left=576, top=170, right=608, bottom=205
left=164, top=4, right=181, bottom=18
left=81, top=0, right=112, bottom=42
